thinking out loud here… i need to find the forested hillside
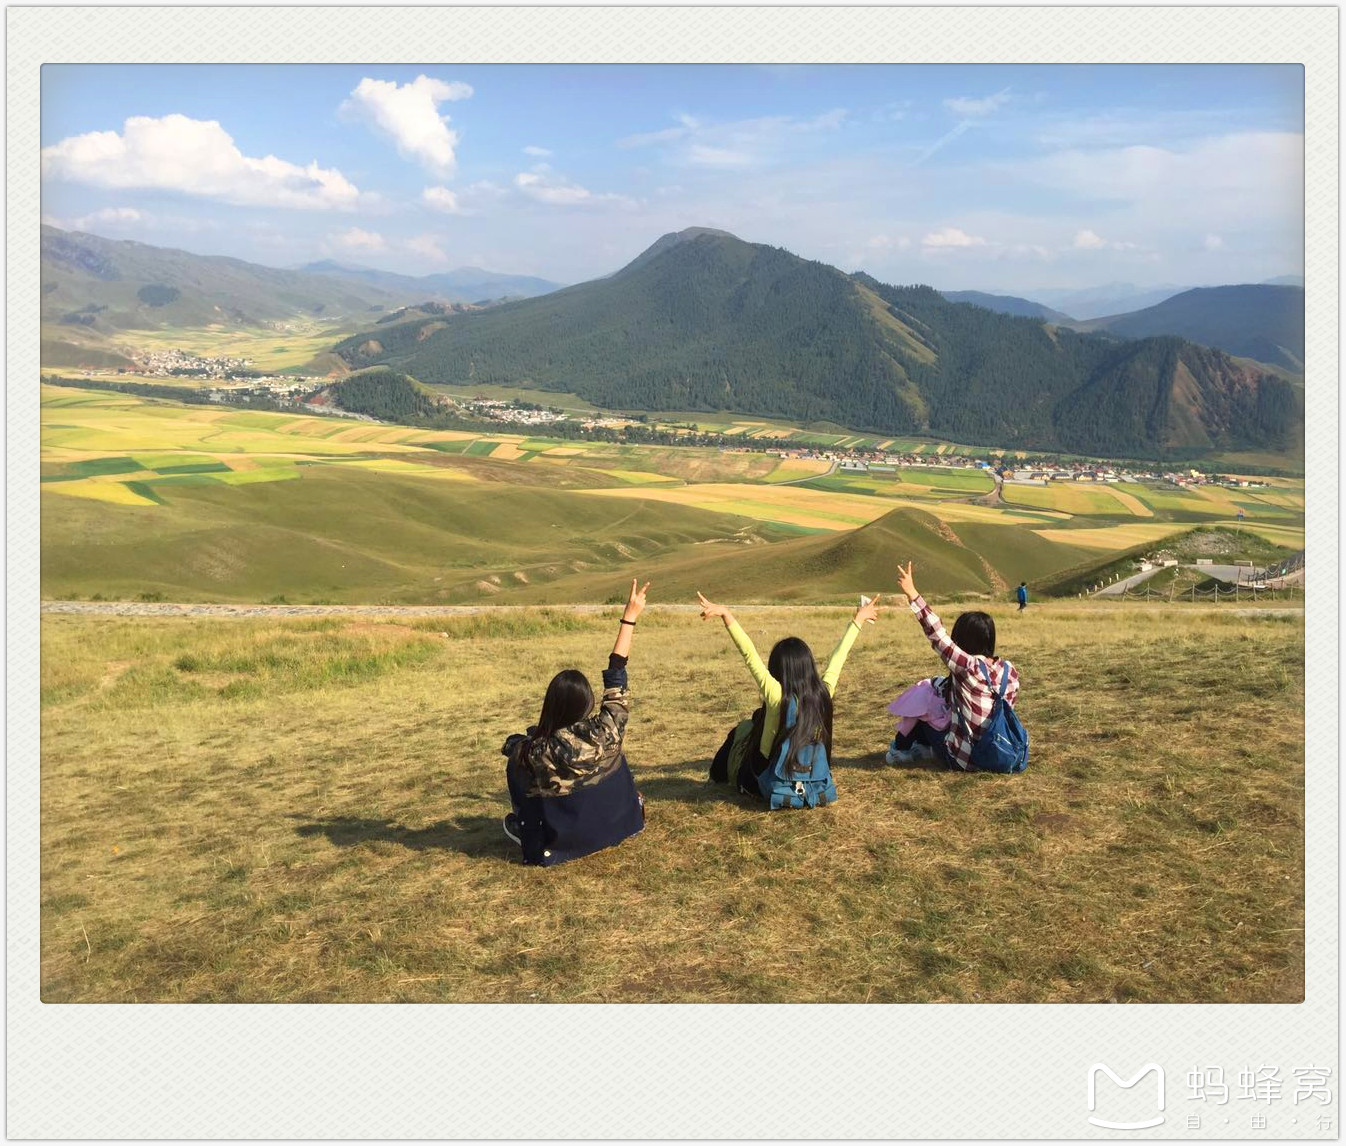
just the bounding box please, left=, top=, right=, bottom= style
left=332, top=228, right=1302, bottom=459
left=939, top=290, right=1073, bottom=323
left=1075, top=284, right=1305, bottom=373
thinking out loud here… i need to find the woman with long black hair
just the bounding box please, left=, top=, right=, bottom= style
left=501, top=578, right=650, bottom=865
left=696, top=590, right=880, bottom=808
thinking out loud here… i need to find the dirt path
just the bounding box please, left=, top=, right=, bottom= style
left=40, top=600, right=1303, bottom=619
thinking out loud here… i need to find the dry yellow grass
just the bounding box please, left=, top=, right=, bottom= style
left=40, top=603, right=1303, bottom=1003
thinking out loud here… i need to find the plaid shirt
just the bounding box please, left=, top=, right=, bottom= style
left=909, top=595, right=1019, bottom=771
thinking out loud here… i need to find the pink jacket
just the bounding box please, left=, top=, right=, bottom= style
left=887, top=677, right=953, bottom=736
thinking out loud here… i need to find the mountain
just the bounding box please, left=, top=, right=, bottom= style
left=1076, top=284, right=1305, bottom=374
left=939, top=290, right=1073, bottom=323
left=1262, top=274, right=1304, bottom=287
left=334, top=227, right=1301, bottom=459
left=1028, top=282, right=1189, bottom=321
left=299, top=259, right=562, bottom=304
left=41, top=226, right=420, bottom=367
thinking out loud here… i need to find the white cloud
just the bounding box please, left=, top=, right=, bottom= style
left=910, top=120, right=974, bottom=167
left=422, top=185, right=465, bottom=214
left=405, top=233, right=449, bottom=263
left=922, top=227, right=986, bottom=249
left=867, top=233, right=911, bottom=251
left=329, top=227, right=386, bottom=253
left=943, top=88, right=1011, bottom=118
left=41, top=114, right=361, bottom=210
left=522, top=145, right=553, bottom=158
left=65, top=206, right=148, bottom=230
left=340, top=75, right=472, bottom=177
left=686, top=144, right=753, bottom=169
left=1204, top=233, right=1225, bottom=250
left=1073, top=229, right=1107, bottom=250
left=514, top=169, right=636, bottom=209
left=618, top=125, right=692, bottom=149
left=794, top=108, right=848, bottom=132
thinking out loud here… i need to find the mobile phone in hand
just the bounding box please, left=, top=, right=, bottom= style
left=859, top=594, right=876, bottom=623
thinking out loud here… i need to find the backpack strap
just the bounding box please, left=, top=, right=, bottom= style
left=976, top=659, right=1010, bottom=701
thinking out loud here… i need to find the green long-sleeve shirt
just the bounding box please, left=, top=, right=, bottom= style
left=726, top=618, right=862, bottom=756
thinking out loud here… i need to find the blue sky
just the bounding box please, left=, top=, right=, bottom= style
left=41, top=64, right=1303, bottom=292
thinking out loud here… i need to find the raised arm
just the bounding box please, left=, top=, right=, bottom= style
left=697, top=591, right=782, bottom=707
left=612, top=578, right=649, bottom=661
left=820, top=594, right=880, bottom=694
left=896, top=562, right=978, bottom=675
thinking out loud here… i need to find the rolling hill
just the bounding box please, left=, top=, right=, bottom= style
left=1073, top=284, right=1305, bottom=374
left=335, top=227, right=1301, bottom=460
left=939, top=290, right=1073, bottom=323
left=41, top=225, right=422, bottom=366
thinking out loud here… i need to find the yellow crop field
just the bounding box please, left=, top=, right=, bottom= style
left=1098, top=486, right=1154, bottom=517
left=591, top=469, right=680, bottom=485
left=1032, top=523, right=1191, bottom=551
left=764, top=458, right=833, bottom=483
left=582, top=482, right=1056, bottom=532
left=44, top=478, right=159, bottom=507
left=1003, top=482, right=1146, bottom=517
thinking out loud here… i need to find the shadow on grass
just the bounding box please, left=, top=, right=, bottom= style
left=848, top=749, right=951, bottom=773
left=290, top=813, right=507, bottom=857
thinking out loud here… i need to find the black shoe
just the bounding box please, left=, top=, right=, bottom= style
left=502, top=813, right=521, bottom=845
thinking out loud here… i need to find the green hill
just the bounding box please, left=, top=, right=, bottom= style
left=507, top=505, right=1005, bottom=605
left=40, top=225, right=420, bottom=365
left=334, top=228, right=1300, bottom=460
left=40, top=464, right=786, bottom=604
left=1076, top=284, right=1305, bottom=373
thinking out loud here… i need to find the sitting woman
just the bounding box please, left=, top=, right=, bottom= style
left=887, top=561, right=1021, bottom=771
left=501, top=579, right=650, bottom=866
left=696, top=590, right=880, bottom=808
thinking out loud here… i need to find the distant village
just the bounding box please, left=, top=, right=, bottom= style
left=95, top=354, right=1269, bottom=488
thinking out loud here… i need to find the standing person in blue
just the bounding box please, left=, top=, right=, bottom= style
left=501, top=578, right=650, bottom=866
left=696, top=589, right=881, bottom=808
left=1016, top=582, right=1028, bottom=611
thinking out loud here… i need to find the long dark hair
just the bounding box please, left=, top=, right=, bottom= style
left=533, top=669, right=594, bottom=741
left=766, top=637, right=833, bottom=775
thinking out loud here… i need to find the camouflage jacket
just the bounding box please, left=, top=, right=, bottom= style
left=503, top=655, right=631, bottom=797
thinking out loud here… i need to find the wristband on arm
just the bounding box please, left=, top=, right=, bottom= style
left=620, top=618, right=637, bottom=626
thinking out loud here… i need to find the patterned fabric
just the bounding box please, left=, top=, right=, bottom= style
left=908, top=595, right=1019, bottom=771
left=887, top=677, right=952, bottom=736
left=503, top=656, right=630, bottom=797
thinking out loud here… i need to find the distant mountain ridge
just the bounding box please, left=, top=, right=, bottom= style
left=939, top=290, right=1074, bottom=324
left=298, top=259, right=562, bottom=304
left=1070, top=284, right=1305, bottom=374
left=335, top=227, right=1301, bottom=459
left=40, top=225, right=422, bottom=368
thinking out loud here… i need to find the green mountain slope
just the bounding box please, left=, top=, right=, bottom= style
left=1077, top=284, right=1305, bottom=373
left=334, top=228, right=1299, bottom=459
left=40, top=226, right=421, bottom=365
left=1052, top=336, right=1301, bottom=456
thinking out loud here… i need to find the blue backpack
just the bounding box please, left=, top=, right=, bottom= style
left=758, top=696, right=838, bottom=809
left=968, top=660, right=1029, bottom=774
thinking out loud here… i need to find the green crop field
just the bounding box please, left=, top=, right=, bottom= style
left=40, top=384, right=1304, bottom=605
left=40, top=603, right=1304, bottom=1003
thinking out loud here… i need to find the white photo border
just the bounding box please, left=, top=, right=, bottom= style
left=8, top=6, right=1336, bottom=1138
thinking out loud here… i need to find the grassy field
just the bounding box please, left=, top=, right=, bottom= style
left=40, top=603, right=1304, bottom=1003
left=40, top=384, right=1304, bottom=604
